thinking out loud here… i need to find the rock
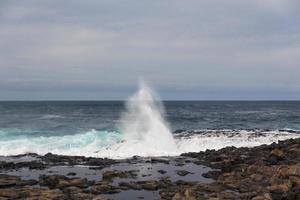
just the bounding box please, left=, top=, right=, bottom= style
left=202, top=171, right=221, bottom=179
left=140, top=180, right=160, bottom=190
left=119, top=182, right=142, bottom=190
left=268, top=181, right=292, bottom=193
left=252, top=193, right=272, bottom=200
left=286, top=164, right=300, bottom=176
left=67, top=172, right=77, bottom=176
left=39, top=175, right=89, bottom=189
left=63, top=186, right=94, bottom=200
left=0, top=189, right=18, bottom=198
left=0, top=175, right=20, bottom=188
left=29, top=188, right=65, bottom=199
left=102, top=170, right=137, bottom=181
left=16, top=179, right=38, bottom=186
left=175, top=162, right=185, bottom=166
left=219, top=191, right=236, bottom=199
left=289, top=176, right=300, bottom=187
left=89, top=181, right=120, bottom=194
left=151, top=158, right=170, bottom=164
left=158, top=169, right=167, bottom=174
left=252, top=196, right=265, bottom=200
left=176, top=170, right=193, bottom=176
left=119, top=179, right=171, bottom=191
left=171, top=188, right=196, bottom=200
left=279, top=164, right=300, bottom=178
left=270, top=148, right=284, bottom=158
left=0, top=188, right=65, bottom=199
left=250, top=174, right=263, bottom=182
left=39, top=175, right=64, bottom=189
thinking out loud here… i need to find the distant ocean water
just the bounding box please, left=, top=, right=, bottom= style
left=0, top=101, right=300, bottom=158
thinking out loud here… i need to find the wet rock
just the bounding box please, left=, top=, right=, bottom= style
left=39, top=175, right=89, bottom=189
left=202, top=171, right=221, bottom=179
left=119, top=180, right=163, bottom=191
left=0, top=188, right=65, bottom=199
left=141, top=180, right=160, bottom=190
left=176, top=170, right=193, bottom=176
left=174, top=162, right=185, bottom=167
left=67, top=172, right=77, bottom=176
left=286, top=164, right=300, bottom=177
left=41, top=153, right=115, bottom=167
left=172, top=188, right=196, bottom=200
left=289, top=176, right=300, bottom=187
left=119, top=182, right=142, bottom=190
left=267, top=156, right=279, bottom=165
left=16, top=179, right=38, bottom=186
left=268, top=181, right=292, bottom=193
left=0, top=161, right=46, bottom=170
left=86, top=157, right=116, bottom=167
left=119, top=178, right=172, bottom=191
left=158, top=169, right=167, bottom=174
left=270, top=148, right=284, bottom=158
left=151, top=158, right=170, bottom=164
left=0, top=175, right=20, bottom=188
left=250, top=174, right=263, bottom=182
left=63, top=186, right=94, bottom=200
left=0, top=189, right=18, bottom=199
left=90, top=181, right=120, bottom=194
left=102, top=170, right=137, bottom=181
left=252, top=193, right=272, bottom=200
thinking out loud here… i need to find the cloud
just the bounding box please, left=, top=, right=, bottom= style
left=0, top=0, right=299, bottom=100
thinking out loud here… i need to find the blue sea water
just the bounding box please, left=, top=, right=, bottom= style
left=0, top=101, right=299, bottom=158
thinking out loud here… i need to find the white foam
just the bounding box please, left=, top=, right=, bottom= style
left=39, top=114, right=64, bottom=119
left=175, top=130, right=300, bottom=153
left=0, top=129, right=120, bottom=157
left=0, top=129, right=299, bottom=158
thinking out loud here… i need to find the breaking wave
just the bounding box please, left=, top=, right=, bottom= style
left=0, top=128, right=299, bottom=158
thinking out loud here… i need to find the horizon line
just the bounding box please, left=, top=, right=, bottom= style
left=0, top=100, right=300, bottom=102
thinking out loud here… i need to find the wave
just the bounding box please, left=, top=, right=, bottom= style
left=0, top=129, right=121, bottom=157
left=174, top=129, right=300, bottom=153
left=39, top=114, right=65, bottom=120
left=0, top=129, right=299, bottom=158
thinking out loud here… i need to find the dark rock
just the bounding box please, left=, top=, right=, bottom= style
left=0, top=175, right=20, bottom=188
left=102, top=170, right=137, bottom=181
left=39, top=175, right=89, bottom=189
left=158, top=169, right=167, bottom=174
left=16, top=179, right=38, bottom=186
left=67, top=172, right=77, bottom=176
left=151, top=158, right=170, bottom=164
left=90, top=181, right=120, bottom=194
left=119, top=182, right=142, bottom=190
left=176, top=170, right=193, bottom=176
left=270, top=148, right=284, bottom=158
left=202, top=170, right=221, bottom=179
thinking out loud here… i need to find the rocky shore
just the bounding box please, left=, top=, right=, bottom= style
left=0, top=138, right=299, bottom=200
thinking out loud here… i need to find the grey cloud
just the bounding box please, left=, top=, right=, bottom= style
left=0, top=0, right=299, bottom=100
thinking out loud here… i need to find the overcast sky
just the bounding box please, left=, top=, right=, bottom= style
left=1, top=0, right=300, bottom=100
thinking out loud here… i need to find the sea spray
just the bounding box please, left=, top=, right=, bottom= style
left=121, top=81, right=178, bottom=152
left=96, top=81, right=179, bottom=158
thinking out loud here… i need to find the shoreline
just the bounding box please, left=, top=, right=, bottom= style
left=1, top=138, right=300, bottom=199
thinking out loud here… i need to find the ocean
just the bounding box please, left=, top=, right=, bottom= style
left=0, top=100, right=300, bottom=158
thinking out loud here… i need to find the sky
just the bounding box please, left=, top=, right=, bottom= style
left=0, top=0, right=300, bottom=100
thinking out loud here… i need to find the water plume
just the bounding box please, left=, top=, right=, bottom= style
left=97, top=81, right=179, bottom=158
left=121, top=81, right=178, bottom=152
